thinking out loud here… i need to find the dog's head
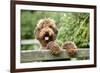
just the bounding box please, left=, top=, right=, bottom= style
left=35, top=18, right=58, bottom=47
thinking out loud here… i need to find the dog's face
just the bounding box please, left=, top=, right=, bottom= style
left=39, top=27, right=55, bottom=43
left=35, top=18, right=58, bottom=47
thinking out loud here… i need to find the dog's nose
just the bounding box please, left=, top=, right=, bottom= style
left=45, top=32, right=49, bottom=35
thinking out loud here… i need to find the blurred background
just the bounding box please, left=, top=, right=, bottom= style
left=21, top=10, right=90, bottom=50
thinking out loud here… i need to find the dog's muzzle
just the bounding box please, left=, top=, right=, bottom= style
left=43, top=32, right=53, bottom=43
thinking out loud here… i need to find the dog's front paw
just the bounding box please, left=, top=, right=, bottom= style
left=62, top=41, right=77, bottom=57
left=50, top=45, right=61, bottom=56
left=67, top=48, right=77, bottom=57
left=46, top=41, right=61, bottom=56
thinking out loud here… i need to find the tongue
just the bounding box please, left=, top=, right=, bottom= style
left=45, top=37, right=49, bottom=40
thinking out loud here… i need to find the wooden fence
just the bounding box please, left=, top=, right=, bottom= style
left=21, top=40, right=89, bottom=63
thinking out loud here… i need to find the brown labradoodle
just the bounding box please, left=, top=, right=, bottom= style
left=35, top=18, right=77, bottom=56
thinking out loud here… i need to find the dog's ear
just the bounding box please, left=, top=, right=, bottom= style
left=51, top=22, right=58, bottom=35
left=54, top=27, right=58, bottom=35
left=55, top=28, right=58, bottom=34
left=53, top=28, right=58, bottom=40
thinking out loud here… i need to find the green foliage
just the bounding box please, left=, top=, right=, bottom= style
left=21, top=10, right=90, bottom=50
left=21, top=44, right=40, bottom=50
left=56, top=13, right=89, bottom=48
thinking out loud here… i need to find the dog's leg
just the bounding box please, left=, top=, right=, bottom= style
left=62, top=42, right=77, bottom=57
left=46, top=41, right=61, bottom=56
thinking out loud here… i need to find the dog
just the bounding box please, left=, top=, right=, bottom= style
left=35, top=18, right=77, bottom=56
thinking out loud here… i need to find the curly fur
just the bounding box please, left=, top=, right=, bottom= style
left=35, top=18, right=58, bottom=48
left=46, top=41, right=61, bottom=55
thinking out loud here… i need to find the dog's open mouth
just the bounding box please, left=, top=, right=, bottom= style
left=45, top=36, right=49, bottom=41
left=43, top=32, right=53, bottom=43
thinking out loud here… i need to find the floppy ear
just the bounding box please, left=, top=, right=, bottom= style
left=55, top=28, right=58, bottom=35
left=51, top=22, right=58, bottom=35
left=53, top=27, right=58, bottom=35
left=53, top=27, right=58, bottom=40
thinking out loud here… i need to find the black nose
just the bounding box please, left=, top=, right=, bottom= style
left=45, top=32, right=49, bottom=36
